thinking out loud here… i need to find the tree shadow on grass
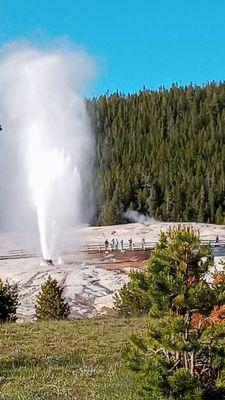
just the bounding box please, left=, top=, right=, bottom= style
left=0, top=351, right=83, bottom=371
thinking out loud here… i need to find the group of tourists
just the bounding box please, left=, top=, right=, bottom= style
left=102, top=235, right=222, bottom=253
left=104, top=237, right=146, bottom=251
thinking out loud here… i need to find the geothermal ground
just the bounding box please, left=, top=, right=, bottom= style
left=1, top=222, right=225, bottom=322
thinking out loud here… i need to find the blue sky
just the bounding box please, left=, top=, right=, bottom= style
left=0, top=0, right=225, bottom=96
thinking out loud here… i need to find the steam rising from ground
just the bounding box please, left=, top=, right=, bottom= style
left=124, top=210, right=158, bottom=224
left=0, top=42, right=95, bottom=259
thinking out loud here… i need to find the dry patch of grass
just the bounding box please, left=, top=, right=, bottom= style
left=0, top=317, right=147, bottom=400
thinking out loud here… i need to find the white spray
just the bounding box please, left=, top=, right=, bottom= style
left=0, top=42, right=95, bottom=260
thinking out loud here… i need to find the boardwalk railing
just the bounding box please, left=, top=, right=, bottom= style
left=86, top=241, right=156, bottom=253
left=86, top=240, right=225, bottom=253
left=0, top=239, right=225, bottom=260
left=201, top=240, right=225, bottom=247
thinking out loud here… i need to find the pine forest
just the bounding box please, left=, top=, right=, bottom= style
left=88, top=82, right=225, bottom=225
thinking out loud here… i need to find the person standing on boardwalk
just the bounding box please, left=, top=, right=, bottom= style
left=120, top=239, right=124, bottom=251
left=129, top=238, right=132, bottom=250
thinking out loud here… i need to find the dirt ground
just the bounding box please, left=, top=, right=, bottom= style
left=87, top=249, right=151, bottom=273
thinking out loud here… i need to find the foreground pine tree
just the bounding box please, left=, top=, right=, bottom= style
left=0, top=278, right=18, bottom=322
left=123, top=226, right=225, bottom=399
left=35, top=276, right=70, bottom=321
left=114, top=269, right=151, bottom=316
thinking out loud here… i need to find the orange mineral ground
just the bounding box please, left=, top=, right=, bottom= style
left=87, top=249, right=151, bottom=273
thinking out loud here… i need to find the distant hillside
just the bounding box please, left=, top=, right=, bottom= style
left=88, top=82, right=225, bottom=225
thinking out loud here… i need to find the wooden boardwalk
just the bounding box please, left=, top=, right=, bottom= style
left=0, top=240, right=225, bottom=260
left=86, top=240, right=225, bottom=254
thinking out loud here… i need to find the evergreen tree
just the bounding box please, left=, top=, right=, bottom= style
left=122, top=226, right=225, bottom=399
left=35, top=276, right=70, bottom=321
left=0, top=279, right=18, bottom=322
left=114, top=270, right=151, bottom=316
left=215, top=205, right=224, bottom=225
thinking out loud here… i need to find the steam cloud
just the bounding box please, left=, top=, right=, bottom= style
left=124, top=210, right=158, bottom=224
left=0, top=42, right=95, bottom=259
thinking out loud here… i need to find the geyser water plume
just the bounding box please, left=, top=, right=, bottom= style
left=0, top=42, right=95, bottom=259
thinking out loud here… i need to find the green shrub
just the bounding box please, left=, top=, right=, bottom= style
left=0, top=278, right=18, bottom=322
left=114, top=270, right=151, bottom=316
left=35, top=276, right=70, bottom=321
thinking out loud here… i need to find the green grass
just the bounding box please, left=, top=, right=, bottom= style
left=0, top=317, right=147, bottom=400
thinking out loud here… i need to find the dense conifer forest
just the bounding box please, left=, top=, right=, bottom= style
left=88, top=82, right=225, bottom=225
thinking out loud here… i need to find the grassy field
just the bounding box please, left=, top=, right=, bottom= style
left=0, top=317, right=147, bottom=400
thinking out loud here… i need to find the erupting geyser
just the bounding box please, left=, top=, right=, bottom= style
left=0, top=42, right=95, bottom=260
